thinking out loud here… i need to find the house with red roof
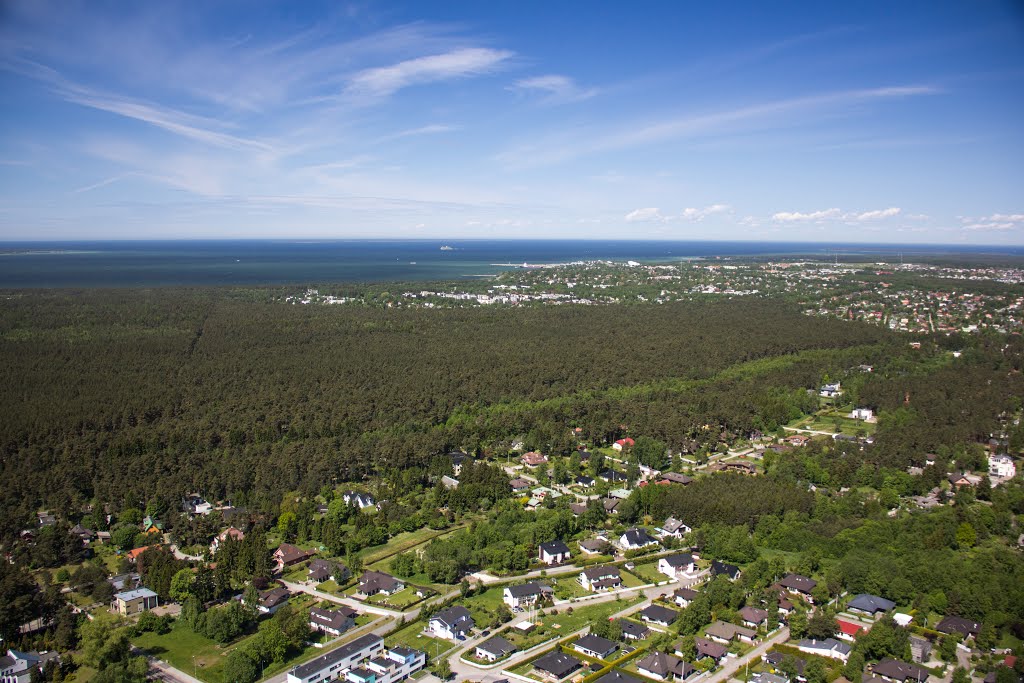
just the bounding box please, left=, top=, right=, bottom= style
left=837, top=620, right=864, bottom=641
left=612, top=438, right=635, bottom=452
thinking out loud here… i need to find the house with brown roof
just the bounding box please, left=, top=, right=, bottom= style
left=273, top=543, right=315, bottom=573
left=521, top=452, right=549, bottom=468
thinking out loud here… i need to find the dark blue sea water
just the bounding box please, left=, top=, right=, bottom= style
left=0, top=240, right=1019, bottom=288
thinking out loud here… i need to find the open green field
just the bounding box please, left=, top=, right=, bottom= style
left=619, top=570, right=646, bottom=588
left=627, top=562, right=665, bottom=584
left=552, top=574, right=590, bottom=600
left=361, top=524, right=464, bottom=566
left=132, top=620, right=229, bottom=681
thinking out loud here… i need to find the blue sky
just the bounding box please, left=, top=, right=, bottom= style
left=1, top=1, right=1023, bottom=243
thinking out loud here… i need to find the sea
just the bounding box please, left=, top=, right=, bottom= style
left=0, top=239, right=1019, bottom=288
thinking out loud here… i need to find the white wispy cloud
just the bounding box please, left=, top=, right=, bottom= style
left=374, top=124, right=459, bottom=143
left=961, top=213, right=1024, bottom=231
left=498, top=85, right=939, bottom=167
left=772, top=208, right=842, bottom=222
left=345, top=47, right=513, bottom=98
left=510, top=74, right=598, bottom=103
left=852, top=207, right=901, bottom=220
left=626, top=204, right=730, bottom=223
left=625, top=207, right=667, bottom=223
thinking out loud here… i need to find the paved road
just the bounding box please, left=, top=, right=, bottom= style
left=146, top=656, right=205, bottom=683
left=279, top=579, right=406, bottom=618
left=703, top=627, right=791, bottom=683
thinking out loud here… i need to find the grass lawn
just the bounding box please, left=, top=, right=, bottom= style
left=385, top=620, right=454, bottom=660
left=361, top=525, right=463, bottom=566
left=552, top=575, right=590, bottom=600
left=132, top=621, right=227, bottom=680
left=627, top=562, right=665, bottom=584
left=364, top=584, right=434, bottom=610
left=619, top=570, right=646, bottom=588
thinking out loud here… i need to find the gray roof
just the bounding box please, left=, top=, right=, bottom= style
left=619, top=619, right=650, bottom=638
left=575, top=634, right=617, bottom=656
left=593, top=673, right=643, bottom=683
left=622, top=528, right=657, bottom=547
left=506, top=582, right=543, bottom=598
left=477, top=635, right=516, bottom=657
left=711, top=560, right=740, bottom=579
left=540, top=539, right=571, bottom=556
left=582, top=565, right=620, bottom=581
left=937, top=615, right=981, bottom=637
left=848, top=594, right=896, bottom=614
left=695, top=637, right=728, bottom=659
left=289, top=633, right=382, bottom=679
left=641, top=604, right=679, bottom=624
left=310, top=607, right=353, bottom=631
left=533, top=651, right=582, bottom=678
left=779, top=573, right=817, bottom=593
left=115, top=587, right=157, bottom=601
left=432, top=605, right=473, bottom=629
left=799, top=638, right=852, bottom=656
left=662, top=553, right=694, bottom=568
left=872, top=658, right=930, bottom=683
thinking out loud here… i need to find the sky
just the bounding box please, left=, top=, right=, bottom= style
left=1, top=1, right=1023, bottom=244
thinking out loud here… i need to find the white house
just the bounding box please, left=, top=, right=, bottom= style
left=819, top=383, right=842, bottom=398
left=475, top=636, right=515, bottom=663
left=538, top=539, right=571, bottom=565
left=656, top=517, right=691, bottom=539
left=850, top=408, right=874, bottom=421
left=580, top=566, right=622, bottom=592
left=284, top=634, right=425, bottom=683
left=428, top=606, right=474, bottom=641
left=797, top=638, right=852, bottom=662
left=658, top=553, right=695, bottom=579
left=504, top=582, right=543, bottom=609
left=619, top=528, right=659, bottom=551
left=989, top=455, right=1016, bottom=478
left=0, top=649, right=59, bottom=683
left=343, top=491, right=376, bottom=509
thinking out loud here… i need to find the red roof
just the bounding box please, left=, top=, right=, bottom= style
left=615, top=438, right=635, bottom=447
left=837, top=620, right=864, bottom=637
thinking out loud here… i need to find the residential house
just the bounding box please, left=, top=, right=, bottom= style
left=532, top=651, right=582, bottom=681
left=609, top=488, right=632, bottom=500
left=510, top=478, right=532, bottom=493
left=936, top=615, right=982, bottom=640
left=603, top=499, right=621, bottom=514
left=539, top=540, right=571, bottom=565
left=574, top=634, right=618, bottom=659
left=0, top=649, right=60, bottom=683
left=778, top=574, right=817, bottom=602
left=580, top=566, right=622, bottom=592
left=440, top=475, right=459, bottom=489
left=504, top=582, right=544, bottom=609
left=309, top=606, right=357, bottom=636
left=710, top=560, right=741, bottom=581
left=786, top=435, right=810, bottom=447
left=600, top=469, right=628, bottom=484
left=837, top=620, right=864, bottom=642
left=909, top=636, right=932, bottom=664
left=847, top=594, right=895, bottom=615
left=989, top=455, right=1016, bottom=478
left=660, top=472, right=693, bottom=486
left=475, top=636, right=516, bottom=662
left=210, top=526, right=245, bottom=554
left=692, top=637, right=728, bottom=663
left=656, top=517, right=691, bottom=539
left=674, top=587, right=699, bottom=608
left=70, top=524, right=95, bottom=546
left=183, top=494, right=212, bottom=516
left=620, top=619, right=651, bottom=641
left=125, top=545, right=159, bottom=563
left=447, top=452, right=471, bottom=476
left=797, top=638, right=852, bottom=662
left=947, top=473, right=975, bottom=489
left=705, top=620, right=756, bottom=644
left=570, top=503, right=589, bottom=516
left=358, top=571, right=404, bottom=597
left=613, top=438, right=636, bottom=451
left=637, top=651, right=696, bottom=681
left=255, top=587, right=291, bottom=615
left=142, top=516, right=163, bottom=535
left=575, top=475, right=596, bottom=488
left=640, top=605, right=679, bottom=627
left=343, top=491, right=376, bottom=509
left=428, top=605, right=474, bottom=641
left=308, top=559, right=350, bottom=584
left=35, top=512, right=56, bottom=527
left=819, top=383, right=842, bottom=398
left=521, top=452, right=549, bottom=468
left=739, top=606, right=769, bottom=629
left=579, top=538, right=609, bottom=555
left=764, top=651, right=806, bottom=680
left=273, top=543, right=316, bottom=573
left=112, top=588, right=158, bottom=615
left=871, top=658, right=930, bottom=683
left=658, top=553, right=695, bottom=579
left=593, top=674, right=643, bottom=683
left=850, top=408, right=874, bottom=421
left=752, top=674, right=790, bottom=683
left=619, top=528, right=659, bottom=551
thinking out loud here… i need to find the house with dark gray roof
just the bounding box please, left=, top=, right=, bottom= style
left=674, top=587, right=700, bottom=607
left=475, top=636, right=516, bottom=662
left=778, top=574, right=817, bottom=601
left=533, top=651, right=582, bottom=680
left=693, top=637, right=728, bottom=662
left=637, top=651, right=696, bottom=681
left=309, top=606, right=356, bottom=636
left=504, top=582, right=545, bottom=608
left=358, top=570, right=404, bottom=596
left=428, top=605, right=474, bottom=641
left=574, top=634, right=618, bottom=659
left=620, top=619, right=650, bottom=640
left=619, top=527, right=659, bottom=550
left=848, top=594, right=896, bottom=615
left=710, top=560, right=741, bottom=580
left=539, top=539, right=571, bottom=565
left=580, top=565, right=621, bottom=592
left=640, top=604, right=679, bottom=627
left=593, top=672, right=644, bottom=683
left=797, top=638, right=852, bottom=662
left=936, top=615, right=981, bottom=639
left=871, top=658, right=930, bottom=683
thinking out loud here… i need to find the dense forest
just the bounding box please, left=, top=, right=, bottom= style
left=1, top=289, right=903, bottom=538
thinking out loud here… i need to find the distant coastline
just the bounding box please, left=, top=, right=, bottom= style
left=0, top=238, right=1020, bottom=288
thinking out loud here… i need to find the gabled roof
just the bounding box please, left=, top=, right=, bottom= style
left=275, top=543, right=314, bottom=564
left=621, top=528, right=657, bottom=547
left=432, top=605, right=473, bottom=629
left=710, top=560, right=740, bottom=579
left=540, top=540, right=571, bottom=556
left=798, top=638, right=852, bottom=656
left=580, top=538, right=608, bottom=553
left=675, top=587, right=699, bottom=601
left=593, top=672, right=643, bottom=683
left=739, top=606, right=769, bottom=623
left=619, top=619, right=650, bottom=638
left=661, top=472, right=693, bottom=485
left=310, top=607, right=354, bottom=631
left=848, top=594, right=896, bottom=614
left=662, top=553, right=694, bottom=569
left=705, top=620, right=755, bottom=641
left=638, top=651, right=683, bottom=677
left=260, top=586, right=290, bottom=608
left=506, top=582, right=543, bottom=598
left=582, top=565, right=621, bottom=581
left=661, top=517, right=688, bottom=533
left=838, top=620, right=864, bottom=637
